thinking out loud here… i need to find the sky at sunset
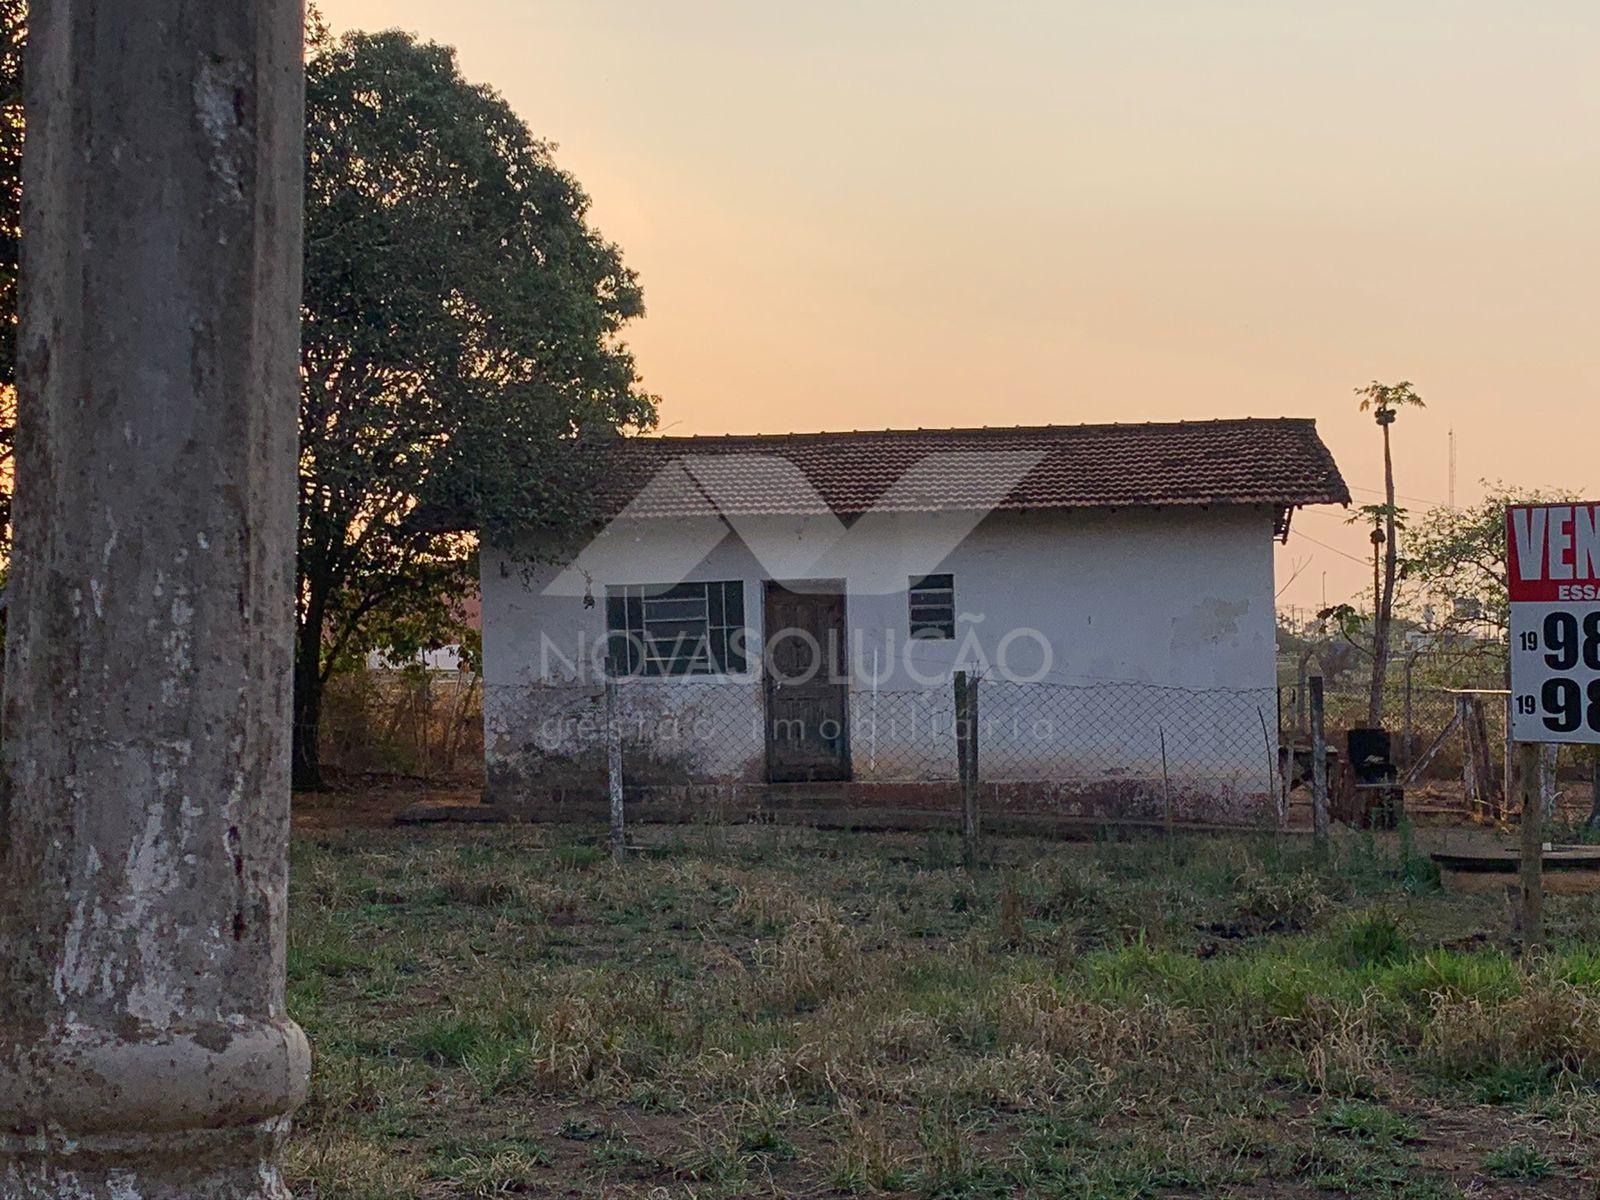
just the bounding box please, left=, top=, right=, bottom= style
left=322, top=1, right=1599, bottom=613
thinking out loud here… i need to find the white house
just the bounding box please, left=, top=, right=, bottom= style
left=479, top=418, right=1348, bottom=825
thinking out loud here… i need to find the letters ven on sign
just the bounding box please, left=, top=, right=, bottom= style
left=1507, top=502, right=1600, bottom=743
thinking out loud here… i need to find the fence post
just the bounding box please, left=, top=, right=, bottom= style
left=1276, top=723, right=1292, bottom=832
left=1159, top=725, right=1173, bottom=835
left=1258, top=707, right=1281, bottom=831
left=1519, top=742, right=1544, bottom=956
left=956, top=671, right=980, bottom=869
left=1587, top=745, right=1600, bottom=834
left=604, top=660, right=625, bottom=861
left=1295, top=656, right=1307, bottom=736
left=1309, top=675, right=1330, bottom=852
left=1502, top=693, right=1515, bottom=824
left=1460, top=694, right=1479, bottom=815
left=1401, top=654, right=1414, bottom=772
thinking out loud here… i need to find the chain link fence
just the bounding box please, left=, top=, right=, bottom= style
left=483, top=675, right=1285, bottom=827
left=315, top=644, right=1599, bottom=830
left=315, top=662, right=1597, bottom=829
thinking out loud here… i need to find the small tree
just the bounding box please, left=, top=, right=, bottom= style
left=1354, top=380, right=1424, bottom=727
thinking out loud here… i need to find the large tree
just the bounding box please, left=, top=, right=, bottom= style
left=297, top=28, right=654, bottom=786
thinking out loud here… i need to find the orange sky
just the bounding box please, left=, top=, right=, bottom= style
left=321, top=1, right=1599, bottom=613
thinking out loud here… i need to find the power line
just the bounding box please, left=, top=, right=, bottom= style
left=1287, top=527, right=1371, bottom=567
left=1346, top=483, right=1451, bottom=508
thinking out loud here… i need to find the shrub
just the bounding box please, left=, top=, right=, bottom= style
left=996, top=981, right=1197, bottom=1071
left=1328, top=909, right=1413, bottom=969
left=554, top=842, right=607, bottom=871
left=1482, top=1143, right=1553, bottom=1179
left=995, top=880, right=1027, bottom=948
left=1314, top=1099, right=1416, bottom=1146
left=758, top=911, right=868, bottom=1013
left=408, top=1017, right=496, bottom=1066
left=1232, top=867, right=1332, bottom=933
left=1420, top=979, right=1600, bottom=1092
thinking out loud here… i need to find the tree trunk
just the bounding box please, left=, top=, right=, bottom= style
left=1368, top=423, right=1398, bottom=727
left=292, top=599, right=326, bottom=790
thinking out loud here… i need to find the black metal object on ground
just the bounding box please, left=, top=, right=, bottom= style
left=1341, top=727, right=1401, bottom=829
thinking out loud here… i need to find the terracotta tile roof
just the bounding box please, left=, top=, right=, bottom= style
left=595, top=418, right=1349, bottom=520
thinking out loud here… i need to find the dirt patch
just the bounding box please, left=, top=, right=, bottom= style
left=291, top=775, right=484, bottom=831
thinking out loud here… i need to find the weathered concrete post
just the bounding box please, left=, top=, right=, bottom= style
left=604, top=662, right=626, bottom=861
left=0, top=2, right=308, bottom=1197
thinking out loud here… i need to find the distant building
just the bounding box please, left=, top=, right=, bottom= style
left=479, top=418, right=1349, bottom=823
left=366, top=593, right=481, bottom=673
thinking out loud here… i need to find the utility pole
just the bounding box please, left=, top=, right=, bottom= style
left=0, top=4, right=308, bottom=1196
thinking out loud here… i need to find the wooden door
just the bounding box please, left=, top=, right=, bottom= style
left=763, top=582, right=851, bottom=782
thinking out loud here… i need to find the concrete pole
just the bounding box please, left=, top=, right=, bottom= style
left=0, top=3, right=308, bottom=1197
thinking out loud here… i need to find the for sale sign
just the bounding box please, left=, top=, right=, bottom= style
left=1508, top=502, right=1600, bottom=743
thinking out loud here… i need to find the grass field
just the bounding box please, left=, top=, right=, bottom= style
left=284, top=822, right=1600, bottom=1199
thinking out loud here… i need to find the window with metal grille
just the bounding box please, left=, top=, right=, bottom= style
left=605, top=581, right=747, bottom=676
left=908, top=573, right=956, bottom=640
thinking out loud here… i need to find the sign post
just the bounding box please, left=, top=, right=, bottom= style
left=1506, top=502, right=1600, bottom=954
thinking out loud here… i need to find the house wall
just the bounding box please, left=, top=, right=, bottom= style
left=479, top=505, right=1280, bottom=819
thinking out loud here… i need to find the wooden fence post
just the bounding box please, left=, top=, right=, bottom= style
left=1519, top=741, right=1544, bottom=956
left=1460, top=694, right=1491, bottom=820
left=1502, top=692, right=1516, bottom=825
left=1159, top=725, right=1173, bottom=835
left=1295, top=657, right=1308, bottom=737
left=1401, top=654, right=1415, bottom=772
left=1464, top=698, right=1502, bottom=823
left=956, top=671, right=980, bottom=869
left=1587, top=745, right=1600, bottom=834
left=604, top=661, right=625, bottom=861
left=1259, top=707, right=1281, bottom=828
left=1309, top=675, right=1330, bottom=852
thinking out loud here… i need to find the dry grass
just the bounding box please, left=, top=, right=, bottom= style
left=284, top=822, right=1600, bottom=1198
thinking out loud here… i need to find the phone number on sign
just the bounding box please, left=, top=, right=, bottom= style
left=1512, top=606, right=1600, bottom=738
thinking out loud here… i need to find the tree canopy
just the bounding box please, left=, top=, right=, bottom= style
left=1404, top=481, right=1578, bottom=639
left=295, top=26, right=656, bottom=785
